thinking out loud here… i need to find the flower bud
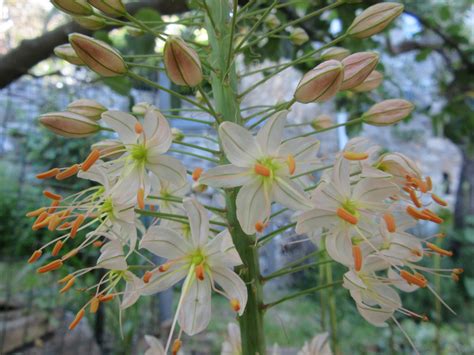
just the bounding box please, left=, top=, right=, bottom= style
left=290, top=27, right=309, bottom=46
left=67, top=99, right=107, bottom=120
left=51, top=0, right=93, bottom=16
left=377, top=153, right=421, bottom=179
left=54, top=44, right=84, bottom=66
left=73, top=15, right=106, bottom=30
left=69, top=33, right=127, bottom=77
left=164, top=36, right=203, bottom=87
left=39, top=112, right=100, bottom=138
left=362, top=99, right=414, bottom=126
left=171, top=128, right=184, bottom=142
left=347, top=3, right=404, bottom=39
left=311, top=114, right=333, bottom=130
left=340, top=52, right=379, bottom=90
left=88, top=0, right=126, bottom=17
left=91, top=139, right=124, bottom=159
left=132, top=102, right=153, bottom=115
left=321, top=47, right=351, bottom=61
left=294, top=60, right=344, bottom=103
left=352, top=70, right=383, bottom=92
left=265, top=14, right=281, bottom=29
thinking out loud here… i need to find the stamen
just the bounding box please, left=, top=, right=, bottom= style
left=98, top=294, right=114, bottom=302
left=70, top=215, right=85, bottom=238
left=195, top=263, right=205, bottom=281
left=52, top=240, right=64, bottom=256
left=343, top=151, right=369, bottom=161
left=62, top=248, right=78, bottom=261
left=159, top=262, right=171, bottom=272
left=143, top=271, right=152, bottom=283
left=425, top=176, right=433, bottom=191
left=352, top=245, right=362, bottom=272
left=421, top=209, right=443, bottom=224
left=451, top=273, right=460, bottom=282
left=426, top=242, right=453, bottom=257
left=192, top=167, right=204, bottom=181
left=56, top=164, right=80, bottom=180
left=337, top=207, right=358, bottom=225
left=287, top=155, right=296, bottom=175
left=431, top=194, right=447, bottom=207
left=59, top=276, right=75, bottom=293
left=93, top=241, right=104, bottom=248
left=58, top=221, right=71, bottom=230
left=406, top=206, right=427, bottom=220
left=26, top=207, right=47, bottom=218
left=37, top=259, right=63, bottom=274
left=43, top=190, right=62, bottom=200
left=412, top=178, right=428, bottom=193
left=254, top=163, right=271, bottom=177
left=48, top=200, right=60, bottom=214
left=90, top=297, right=100, bottom=313
left=68, top=309, right=84, bottom=330
left=399, top=270, right=427, bottom=288
left=383, top=213, right=396, bottom=233
left=408, top=189, right=422, bottom=208
left=230, top=298, right=241, bottom=312
left=137, top=188, right=145, bottom=209
left=58, top=274, right=74, bottom=284
left=28, top=250, right=42, bottom=263
left=134, top=122, right=143, bottom=134
left=453, top=268, right=464, bottom=274
left=36, top=168, right=60, bottom=179
left=48, top=214, right=62, bottom=231
left=255, top=221, right=268, bottom=233
left=411, top=249, right=422, bottom=257
left=172, top=339, right=182, bottom=355
left=81, top=149, right=101, bottom=171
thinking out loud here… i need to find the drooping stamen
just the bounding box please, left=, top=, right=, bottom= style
left=58, top=221, right=71, bottom=231
left=408, top=189, right=422, bottom=208
left=70, top=215, right=85, bottom=238
left=48, top=200, right=60, bottom=214
left=52, top=240, right=64, bottom=256
left=48, top=215, right=62, bottom=231
left=43, top=190, right=62, bottom=201
left=451, top=273, right=460, bottom=282
left=81, top=149, right=101, bottom=172
left=425, top=176, right=433, bottom=191
left=343, top=151, right=369, bottom=161
left=426, top=242, right=453, bottom=257
left=431, top=194, right=447, bottom=207
left=98, top=294, right=114, bottom=302
left=68, top=309, right=85, bottom=330
left=143, top=271, right=152, bottom=283
left=195, top=263, right=205, bottom=281
left=90, top=297, right=100, bottom=313
left=58, top=274, right=74, bottom=284
left=28, top=250, right=42, bottom=263
left=192, top=167, right=204, bottom=181
left=421, top=209, right=444, bottom=224
left=230, top=298, right=241, bottom=312
left=59, top=276, right=75, bottom=293
left=399, top=270, right=427, bottom=288
left=36, top=168, right=60, bottom=179
left=159, top=262, right=171, bottom=272
left=337, top=207, right=358, bottom=225
left=352, top=245, right=362, bottom=272
left=406, top=206, right=428, bottom=220
left=255, top=221, right=268, bottom=233
left=412, top=177, right=428, bottom=193
left=134, top=122, right=143, bottom=134
left=26, top=207, right=47, bottom=218
left=254, top=163, right=271, bottom=177
left=37, top=259, right=63, bottom=274
left=453, top=268, right=464, bottom=274
left=56, top=164, right=80, bottom=180
left=137, top=187, right=145, bottom=209
left=287, top=155, right=296, bottom=175
left=383, top=213, right=396, bottom=233
left=411, top=249, right=423, bottom=257
left=172, top=339, right=182, bottom=355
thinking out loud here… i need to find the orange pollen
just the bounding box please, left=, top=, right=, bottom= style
left=426, top=242, right=453, bottom=257
left=383, top=213, right=396, bottom=233
left=287, top=155, right=296, bottom=175
left=58, top=274, right=74, bottom=284
left=254, top=163, right=271, bottom=177
left=426, top=176, right=433, bottom=191
left=81, top=149, right=101, bottom=172
left=93, top=241, right=104, bottom=248
left=399, top=270, right=427, bottom=288
left=255, top=221, right=268, bottom=233
left=48, top=214, right=62, bottom=231
left=451, top=273, right=460, bottom=282
left=70, top=215, right=85, bottom=238
left=134, top=122, right=143, bottom=134
left=172, top=339, right=182, bottom=355
left=28, top=250, right=42, bottom=264
left=137, top=188, right=145, bottom=209
left=59, top=276, right=75, bottom=294
left=431, top=194, right=447, bottom=207
left=37, top=259, right=63, bottom=274
left=352, top=245, right=362, bottom=272
left=33, top=217, right=51, bottom=230
left=411, top=249, right=422, bottom=257
left=98, top=294, right=114, bottom=302
left=36, top=168, right=60, bottom=179
left=62, top=248, right=78, bottom=261
left=58, top=221, right=71, bottom=230
left=48, top=200, right=60, bottom=214
left=43, top=190, right=62, bottom=201
left=56, top=164, right=80, bottom=180
left=453, top=268, right=464, bottom=274
left=34, top=211, right=49, bottom=224
left=192, top=167, right=204, bottom=181
left=195, top=263, right=205, bottom=281
left=143, top=271, right=152, bottom=284
left=26, top=207, right=47, bottom=218
left=336, top=207, right=358, bottom=225
left=68, top=309, right=85, bottom=330
left=408, top=189, right=422, bottom=208
left=230, top=298, right=241, bottom=312
left=406, top=206, right=426, bottom=220
left=343, top=151, right=369, bottom=161
left=412, top=178, right=428, bottom=193
left=52, top=240, right=64, bottom=256
left=159, top=263, right=171, bottom=272
left=421, top=209, right=443, bottom=224
left=90, top=297, right=100, bottom=314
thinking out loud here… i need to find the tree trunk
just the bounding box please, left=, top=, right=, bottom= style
left=454, top=149, right=474, bottom=229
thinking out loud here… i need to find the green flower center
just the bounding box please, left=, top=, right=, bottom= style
left=190, top=250, right=206, bottom=265
left=130, top=144, right=148, bottom=163
left=255, top=157, right=282, bottom=179
left=101, top=197, right=114, bottom=215
left=342, top=199, right=358, bottom=216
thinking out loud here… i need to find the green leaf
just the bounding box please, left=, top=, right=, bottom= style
left=102, top=76, right=132, bottom=96
left=438, top=5, right=450, bottom=21
left=415, top=48, right=432, bottom=62
left=134, top=8, right=162, bottom=23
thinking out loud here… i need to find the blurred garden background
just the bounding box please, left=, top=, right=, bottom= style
left=0, top=0, right=473, bottom=354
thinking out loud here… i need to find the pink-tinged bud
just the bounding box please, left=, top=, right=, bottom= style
left=54, top=44, right=84, bottom=66
left=340, top=52, right=379, bottom=90
left=69, top=33, right=127, bottom=77
left=91, top=139, right=124, bottom=159
left=40, top=112, right=100, bottom=138
left=67, top=99, right=107, bottom=120
left=73, top=15, right=106, bottom=30
left=352, top=70, right=383, bottom=92
left=51, top=0, right=93, bottom=16
left=311, top=114, right=333, bottom=130
left=294, top=60, right=344, bottom=103
left=347, top=3, right=404, bottom=39
left=290, top=27, right=309, bottom=46
left=321, top=47, right=351, bottom=61
left=264, top=14, right=281, bottom=29
left=87, top=0, right=126, bottom=17
left=362, top=99, right=414, bottom=126
left=171, top=128, right=184, bottom=142
left=164, top=36, right=203, bottom=87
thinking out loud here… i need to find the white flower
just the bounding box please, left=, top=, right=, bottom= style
left=221, top=323, right=242, bottom=355
left=148, top=174, right=190, bottom=214
left=137, top=198, right=247, bottom=336
left=144, top=335, right=165, bottom=355
left=201, top=111, right=318, bottom=234
left=298, top=332, right=332, bottom=355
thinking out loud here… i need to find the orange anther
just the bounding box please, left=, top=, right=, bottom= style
left=422, top=315, right=429, bottom=322
left=81, top=149, right=101, bottom=172
left=93, top=241, right=104, bottom=248
left=421, top=209, right=444, bottom=224
left=412, top=177, right=428, bottom=193
left=48, top=214, right=62, bottom=231
left=287, top=155, right=296, bottom=175
left=172, top=339, right=182, bottom=355
left=352, top=245, right=362, bottom=272
left=68, top=309, right=84, bottom=330
left=59, top=276, right=75, bottom=293
left=255, top=221, right=267, bottom=233
left=337, top=207, right=358, bottom=225
left=98, top=294, right=114, bottom=302
left=52, top=240, right=64, bottom=256
left=192, top=167, right=204, bottom=181
left=408, top=189, right=422, bottom=208
left=48, top=200, right=60, bottom=214
left=343, top=151, right=369, bottom=161
left=453, top=268, right=464, bottom=274
left=383, top=213, right=396, bottom=233
left=431, top=194, right=447, bottom=207
left=426, top=242, right=453, bottom=257
left=36, top=168, right=60, bottom=179
left=159, top=263, right=171, bottom=272
left=230, top=298, right=241, bottom=312
left=58, top=274, right=74, bottom=284
left=143, top=271, right=152, bottom=284
left=134, top=122, right=143, bottom=134
left=137, top=188, right=145, bottom=210
left=195, top=263, right=205, bottom=281
left=62, top=248, right=78, bottom=261
left=451, top=273, right=460, bottom=282
left=254, top=163, right=271, bottom=177
left=56, top=164, right=80, bottom=180
left=399, top=270, right=427, bottom=288
left=70, top=215, right=85, bottom=238
left=28, top=250, right=42, bottom=264
left=37, top=259, right=63, bottom=274
left=425, top=176, right=433, bottom=191
left=33, top=216, right=51, bottom=230
left=411, top=249, right=422, bottom=257
left=406, top=206, right=427, bottom=220
left=90, top=297, right=100, bottom=313
left=57, top=221, right=71, bottom=230
left=43, top=190, right=62, bottom=200
left=26, top=207, right=47, bottom=218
